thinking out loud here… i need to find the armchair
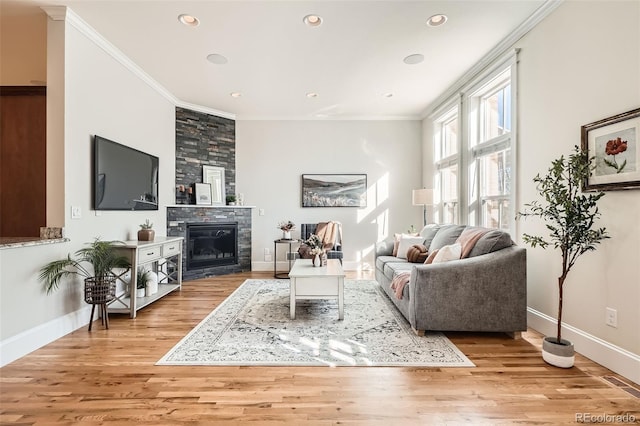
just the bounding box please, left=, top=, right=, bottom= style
left=299, top=222, right=343, bottom=264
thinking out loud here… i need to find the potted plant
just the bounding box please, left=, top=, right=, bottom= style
left=39, top=238, right=131, bottom=303
left=226, top=194, right=237, bottom=206
left=517, top=146, right=609, bottom=368
left=138, top=219, right=155, bottom=241
left=136, top=267, right=151, bottom=298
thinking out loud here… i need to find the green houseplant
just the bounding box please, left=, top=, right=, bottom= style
left=39, top=238, right=131, bottom=295
left=138, top=219, right=155, bottom=241
left=517, top=146, right=609, bottom=367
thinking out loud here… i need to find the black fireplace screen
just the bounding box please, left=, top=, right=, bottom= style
left=186, top=222, right=238, bottom=270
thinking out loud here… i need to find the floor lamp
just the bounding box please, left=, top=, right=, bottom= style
left=412, top=188, right=433, bottom=226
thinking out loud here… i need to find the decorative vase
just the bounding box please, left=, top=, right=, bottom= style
left=145, top=271, right=158, bottom=296
left=283, top=230, right=291, bottom=240
left=542, top=336, right=575, bottom=368
left=312, top=254, right=320, bottom=267
left=138, top=229, right=155, bottom=241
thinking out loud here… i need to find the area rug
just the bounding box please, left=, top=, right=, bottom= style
left=157, top=279, right=474, bottom=367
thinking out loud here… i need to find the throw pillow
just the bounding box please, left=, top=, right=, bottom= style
left=396, top=235, right=425, bottom=259
left=406, top=244, right=429, bottom=263
left=424, top=248, right=439, bottom=264
left=393, top=232, right=419, bottom=257
left=431, top=243, right=462, bottom=263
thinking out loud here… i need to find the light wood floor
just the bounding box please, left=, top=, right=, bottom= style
left=1, top=271, right=638, bottom=425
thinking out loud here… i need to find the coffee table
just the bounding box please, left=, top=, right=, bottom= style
left=288, top=259, right=345, bottom=320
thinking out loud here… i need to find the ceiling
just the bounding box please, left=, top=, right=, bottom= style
left=3, top=0, right=549, bottom=120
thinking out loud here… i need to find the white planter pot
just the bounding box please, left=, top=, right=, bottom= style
left=283, top=231, right=291, bottom=240
left=136, top=288, right=146, bottom=298
left=542, top=337, right=575, bottom=368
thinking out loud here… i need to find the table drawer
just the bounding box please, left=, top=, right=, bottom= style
left=294, top=278, right=339, bottom=296
left=139, top=246, right=161, bottom=262
left=163, top=241, right=181, bottom=257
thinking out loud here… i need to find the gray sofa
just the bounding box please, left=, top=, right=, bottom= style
left=375, top=224, right=527, bottom=336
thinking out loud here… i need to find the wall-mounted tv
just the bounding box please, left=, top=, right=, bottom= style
left=93, top=135, right=159, bottom=210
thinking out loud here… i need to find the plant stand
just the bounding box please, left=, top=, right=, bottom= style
left=85, top=275, right=116, bottom=331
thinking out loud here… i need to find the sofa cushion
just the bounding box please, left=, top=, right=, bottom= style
left=468, top=230, right=514, bottom=257
left=396, top=235, right=425, bottom=259
left=419, top=224, right=441, bottom=248
left=375, top=255, right=404, bottom=271
left=383, top=261, right=413, bottom=281
left=429, top=224, right=466, bottom=251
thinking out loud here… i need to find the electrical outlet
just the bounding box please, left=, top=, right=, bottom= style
left=259, top=209, right=265, bottom=216
left=265, top=254, right=273, bottom=262
left=264, top=248, right=271, bottom=255
left=605, top=307, right=617, bottom=328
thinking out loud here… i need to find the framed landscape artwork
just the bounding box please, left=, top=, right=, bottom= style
left=301, top=174, right=367, bottom=207
left=194, top=183, right=212, bottom=205
left=582, top=108, right=640, bottom=191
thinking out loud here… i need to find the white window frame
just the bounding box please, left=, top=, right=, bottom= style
left=431, top=49, right=518, bottom=234
left=432, top=101, right=461, bottom=224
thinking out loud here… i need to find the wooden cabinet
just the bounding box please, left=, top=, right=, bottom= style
left=109, top=236, right=183, bottom=318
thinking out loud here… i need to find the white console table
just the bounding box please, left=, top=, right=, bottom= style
left=109, top=236, right=183, bottom=318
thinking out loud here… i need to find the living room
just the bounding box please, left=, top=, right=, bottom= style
left=1, top=0, right=638, bottom=422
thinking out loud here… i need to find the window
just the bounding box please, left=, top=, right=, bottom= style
left=433, top=105, right=459, bottom=224
left=431, top=51, right=517, bottom=233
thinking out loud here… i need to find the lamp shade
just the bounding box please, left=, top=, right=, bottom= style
left=412, top=188, right=433, bottom=206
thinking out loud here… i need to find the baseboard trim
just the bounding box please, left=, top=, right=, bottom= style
left=527, top=307, right=640, bottom=385
left=0, top=306, right=91, bottom=367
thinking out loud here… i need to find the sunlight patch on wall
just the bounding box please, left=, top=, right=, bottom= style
left=357, top=172, right=389, bottom=224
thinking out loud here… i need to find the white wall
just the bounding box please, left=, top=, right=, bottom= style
left=423, top=0, right=639, bottom=381
left=0, top=10, right=175, bottom=365
left=236, top=120, right=423, bottom=271
left=516, top=0, right=639, bottom=353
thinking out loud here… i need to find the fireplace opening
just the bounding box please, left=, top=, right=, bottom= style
left=186, top=222, right=238, bottom=270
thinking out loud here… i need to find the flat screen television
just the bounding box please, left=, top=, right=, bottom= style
left=93, top=135, right=159, bottom=210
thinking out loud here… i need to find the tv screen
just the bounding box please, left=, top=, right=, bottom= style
left=93, top=135, right=159, bottom=210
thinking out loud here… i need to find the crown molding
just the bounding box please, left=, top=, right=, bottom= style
left=421, top=0, right=564, bottom=119
left=44, top=6, right=236, bottom=121
left=41, top=6, right=67, bottom=21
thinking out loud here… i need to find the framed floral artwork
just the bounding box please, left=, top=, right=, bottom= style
left=581, top=108, right=640, bottom=191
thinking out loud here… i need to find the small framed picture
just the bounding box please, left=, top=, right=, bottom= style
left=194, top=183, right=212, bottom=205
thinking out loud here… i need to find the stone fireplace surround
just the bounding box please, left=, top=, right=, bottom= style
left=167, top=206, right=252, bottom=281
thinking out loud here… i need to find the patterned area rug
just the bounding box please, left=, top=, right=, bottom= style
left=157, top=279, right=474, bottom=367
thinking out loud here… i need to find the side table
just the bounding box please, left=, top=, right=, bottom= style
left=274, top=239, right=301, bottom=278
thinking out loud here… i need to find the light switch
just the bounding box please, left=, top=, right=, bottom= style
left=71, top=206, right=81, bottom=219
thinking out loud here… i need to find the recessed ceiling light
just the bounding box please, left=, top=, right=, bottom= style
left=207, top=53, right=228, bottom=65
left=403, top=54, right=424, bottom=65
left=230, top=92, right=241, bottom=98
left=427, top=14, right=448, bottom=27
left=303, top=14, right=323, bottom=27
left=306, top=92, right=319, bottom=98
left=178, top=14, right=200, bottom=27
left=383, top=93, right=393, bottom=98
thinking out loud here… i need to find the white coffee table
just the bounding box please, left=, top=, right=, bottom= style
left=288, top=259, right=345, bottom=320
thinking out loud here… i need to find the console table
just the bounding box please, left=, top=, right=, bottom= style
left=109, top=236, right=183, bottom=318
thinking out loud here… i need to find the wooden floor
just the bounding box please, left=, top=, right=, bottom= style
left=1, top=271, right=638, bottom=425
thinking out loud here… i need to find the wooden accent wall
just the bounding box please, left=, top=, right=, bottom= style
left=0, top=86, right=47, bottom=237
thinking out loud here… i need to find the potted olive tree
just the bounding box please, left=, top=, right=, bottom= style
left=517, top=146, right=609, bottom=368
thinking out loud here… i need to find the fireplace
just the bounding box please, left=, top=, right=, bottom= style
left=186, top=222, right=238, bottom=270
